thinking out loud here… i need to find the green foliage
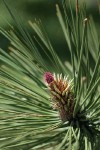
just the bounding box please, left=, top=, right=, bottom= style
left=0, top=0, right=100, bottom=149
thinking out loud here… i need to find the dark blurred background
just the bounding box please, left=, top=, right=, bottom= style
left=0, top=0, right=100, bottom=60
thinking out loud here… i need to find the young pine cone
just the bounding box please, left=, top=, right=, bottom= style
left=44, top=72, right=74, bottom=122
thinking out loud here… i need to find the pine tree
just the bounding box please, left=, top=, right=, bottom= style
left=0, top=0, right=100, bottom=149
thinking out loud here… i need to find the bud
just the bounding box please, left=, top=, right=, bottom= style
left=44, top=72, right=74, bottom=122
left=44, top=72, right=54, bottom=84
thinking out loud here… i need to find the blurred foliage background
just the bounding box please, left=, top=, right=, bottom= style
left=0, top=0, right=100, bottom=60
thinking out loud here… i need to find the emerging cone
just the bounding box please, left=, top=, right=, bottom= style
left=44, top=72, right=74, bottom=122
